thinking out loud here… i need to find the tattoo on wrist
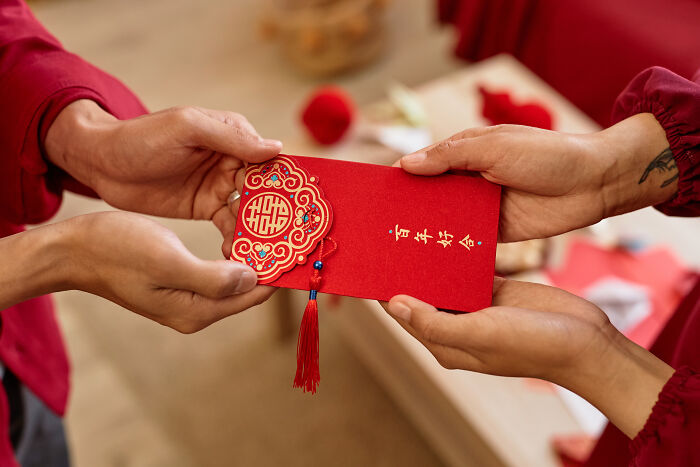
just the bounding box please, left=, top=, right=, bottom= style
left=638, top=148, right=679, bottom=188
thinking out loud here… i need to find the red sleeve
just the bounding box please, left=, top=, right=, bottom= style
left=630, top=366, right=700, bottom=466
left=611, top=67, right=700, bottom=217
left=0, top=0, right=147, bottom=225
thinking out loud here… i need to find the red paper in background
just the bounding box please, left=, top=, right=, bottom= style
left=233, top=155, right=501, bottom=312
left=547, top=239, right=692, bottom=348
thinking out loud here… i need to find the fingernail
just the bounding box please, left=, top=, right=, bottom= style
left=263, top=138, right=282, bottom=147
left=234, top=270, right=257, bottom=294
left=402, top=152, right=426, bottom=163
left=388, top=301, right=411, bottom=321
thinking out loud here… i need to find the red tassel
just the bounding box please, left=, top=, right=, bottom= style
left=293, top=295, right=320, bottom=393
left=293, top=237, right=336, bottom=394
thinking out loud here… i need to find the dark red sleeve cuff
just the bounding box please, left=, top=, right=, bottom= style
left=611, top=67, right=700, bottom=217
left=0, top=47, right=147, bottom=225
left=630, top=366, right=700, bottom=465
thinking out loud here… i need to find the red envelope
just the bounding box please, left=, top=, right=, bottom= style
left=232, top=155, right=500, bottom=312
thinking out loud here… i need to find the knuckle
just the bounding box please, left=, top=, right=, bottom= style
left=430, top=140, right=461, bottom=161
left=489, top=123, right=508, bottom=132
left=230, top=125, right=249, bottom=140
left=453, top=127, right=482, bottom=139
left=231, top=125, right=258, bottom=143
left=433, top=139, right=459, bottom=155
left=486, top=124, right=515, bottom=136
left=229, top=112, right=247, bottom=124
left=172, top=106, right=200, bottom=125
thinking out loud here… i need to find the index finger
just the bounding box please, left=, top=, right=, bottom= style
left=185, top=108, right=283, bottom=162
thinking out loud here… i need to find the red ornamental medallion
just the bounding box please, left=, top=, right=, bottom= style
left=231, top=156, right=333, bottom=283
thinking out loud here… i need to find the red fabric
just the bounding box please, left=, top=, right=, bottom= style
left=585, top=277, right=700, bottom=467
left=300, top=86, right=355, bottom=145
left=612, top=67, right=700, bottom=217
left=233, top=155, right=501, bottom=312
left=438, top=0, right=700, bottom=126
left=0, top=1, right=146, bottom=463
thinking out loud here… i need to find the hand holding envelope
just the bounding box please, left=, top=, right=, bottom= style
left=385, top=115, right=678, bottom=440
left=228, top=114, right=679, bottom=440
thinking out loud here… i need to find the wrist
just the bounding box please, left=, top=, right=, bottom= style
left=0, top=221, right=78, bottom=309
left=44, top=99, right=117, bottom=190
left=556, top=323, right=673, bottom=438
left=595, top=113, right=678, bottom=219
left=27, top=220, right=80, bottom=295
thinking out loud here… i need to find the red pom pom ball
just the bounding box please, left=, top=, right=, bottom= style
left=300, top=86, right=355, bottom=145
left=479, top=86, right=553, bottom=130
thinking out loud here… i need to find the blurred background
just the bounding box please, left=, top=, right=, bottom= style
left=28, top=0, right=700, bottom=466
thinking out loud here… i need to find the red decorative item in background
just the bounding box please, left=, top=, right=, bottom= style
left=437, top=0, right=700, bottom=125
left=300, top=86, right=355, bottom=145
left=547, top=240, right=691, bottom=349
left=479, top=86, right=553, bottom=129
left=551, top=434, right=597, bottom=467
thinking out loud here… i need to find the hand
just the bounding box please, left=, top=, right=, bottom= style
left=45, top=100, right=282, bottom=257
left=384, top=279, right=674, bottom=438
left=399, top=114, right=677, bottom=242
left=0, top=212, right=273, bottom=333
left=71, top=212, right=275, bottom=333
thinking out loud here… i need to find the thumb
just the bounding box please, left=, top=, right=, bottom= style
left=400, top=137, right=496, bottom=176
left=386, top=295, right=471, bottom=348
left=173, top=258, right=258, bottom=299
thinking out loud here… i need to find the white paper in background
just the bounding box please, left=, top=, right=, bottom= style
left=555, top=277, right=652, bottom=435
left=584, top=277, right=652, bottom=332
left=357, top=124, right=433, bottom=155
left=374, top=125, right=433, bottom=155
left=387, top=82, right=429, bottom=127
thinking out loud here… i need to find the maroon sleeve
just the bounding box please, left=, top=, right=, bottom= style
left=611, top=67, right=700, bottom=217
left=0, top=0, right=147, bottom=225
left=629, top=367, right=700, bottom=466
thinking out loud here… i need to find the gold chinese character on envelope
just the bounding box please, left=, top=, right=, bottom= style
left=231, top=156, right=333, bottom=283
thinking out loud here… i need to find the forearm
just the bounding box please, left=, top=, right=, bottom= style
left=597, top=113, right=679, bottom=218
left=0, top=222, right=75, bottom=309
left=44, top=99, right=117, bottom=190
left=558, top=329, right=674, bottom=438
